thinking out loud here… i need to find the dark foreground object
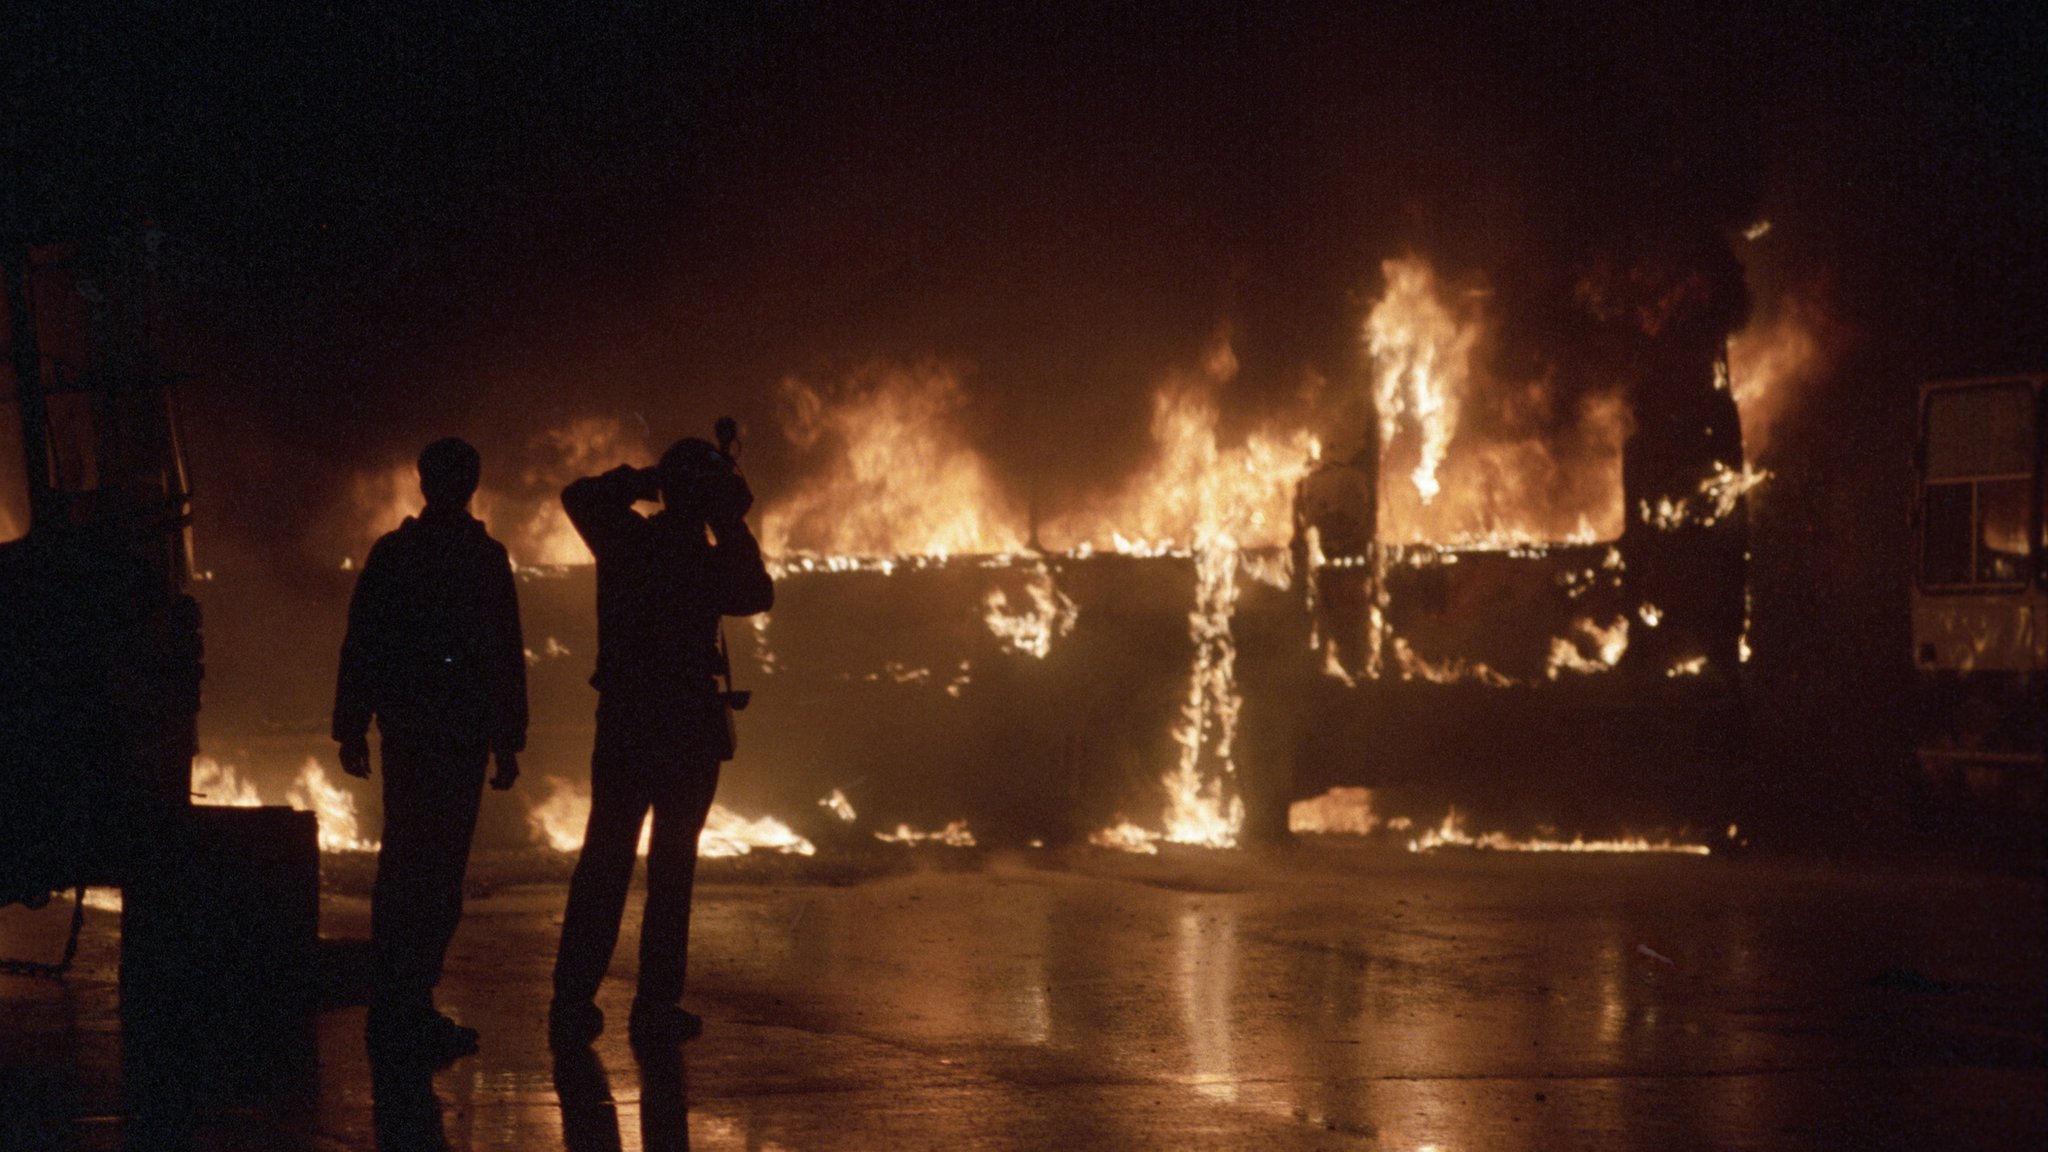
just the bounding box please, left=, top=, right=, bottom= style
left=2, top=847, right=2041, bottom=1150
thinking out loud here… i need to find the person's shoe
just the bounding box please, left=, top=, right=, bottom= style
left=627, top=1000, right=702, bottom=1048
left=548, top=998, right=605, bottom=1049
left=418, top=1012, right=481, bottom=1062
left=369, top=1007, right=478, bottom=1067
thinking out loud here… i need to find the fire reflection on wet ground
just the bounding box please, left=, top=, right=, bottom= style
left=2, top=848, right=2040, bottom=1150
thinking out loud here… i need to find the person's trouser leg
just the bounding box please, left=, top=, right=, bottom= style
left=552, top=723, right=653, bottom=1006
left=636, top=758, right=720, bottom=1006
left=372, top=734, right=488, bottom=1020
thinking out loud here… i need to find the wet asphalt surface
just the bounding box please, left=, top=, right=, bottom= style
left=3, top=845, right=2042, bottom=1150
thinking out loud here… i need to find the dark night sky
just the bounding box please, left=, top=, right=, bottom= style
left=6, top=1, right=2044, bottom=817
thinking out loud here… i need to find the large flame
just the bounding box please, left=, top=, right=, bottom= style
left=1068, top=348, right=1315, bottom=851
left=191, top=755, right=263, bottom=807
left=762, top=363, right=1026, bottom=558
left=1043, top=345, right=1313, bottom=553
left=1369, top=257, right=1473, bottom=506
left=287, top=757, right=379, bottom=853
left=1160, top=536, right=1247, bottom=847
left=1365, top=257, right=1628, bottom=548
left=342, top=416, right=652, bottom=568
left=1728, top=230, right=1836, bottom=463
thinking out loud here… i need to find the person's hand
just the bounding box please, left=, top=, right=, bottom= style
left=707, top=471, right=754, bottom=526
left=340, top=735, right=372, bottom=779
left=490, top=749, right=520, bottom=791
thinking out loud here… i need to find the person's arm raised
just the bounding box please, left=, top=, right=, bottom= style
left=561, top=464, right=660, bottom=560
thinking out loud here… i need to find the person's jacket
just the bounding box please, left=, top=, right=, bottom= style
left=563, top=466, right=773, bottom=704
left=332, top=508, right=528, bottom=751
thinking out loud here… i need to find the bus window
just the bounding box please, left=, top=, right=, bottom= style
left=1978, top=478, right=2032, bottom=583
left=1921, top=382, right=2037, bottom=589
left=1926, top=385, right=2034, bottom=479
left=1921, top=483, right=1974, bottom=586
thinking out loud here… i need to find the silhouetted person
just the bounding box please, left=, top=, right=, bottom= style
left=548, top=436, right=771, bottom=1049
left=334, top=437, right=527, bottom=1062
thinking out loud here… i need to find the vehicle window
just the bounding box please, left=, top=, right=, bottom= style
left=1921, top=382, right=2038, bottom=589
left=1977, top=478, right=2032, bottom=584
left=1926, top=384, right=2033, bottom=480
left=1921, top=483, right=1973, bottom=587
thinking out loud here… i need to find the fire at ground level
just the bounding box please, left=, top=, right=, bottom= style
left=193, top=547, right=1772, bottom=862
left=2, top=846, right=2040, bottom=1151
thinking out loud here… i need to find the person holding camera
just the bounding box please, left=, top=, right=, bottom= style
left=548, top=432, right=773, bottom=1049
left=334, top=437, right=527, bottom=1063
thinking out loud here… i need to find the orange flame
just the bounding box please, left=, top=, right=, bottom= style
left=528, top=776, right=816, bottom=858
left=762, top=363, right=1025, bottom=558
left=874, top=820, right=977, bottom=847
left=1728, top=264, right=1834, bottom=463
left=1407, top=807, right=1709, bottom=855
left=341, top=416, right=652, bottom=568
left=191, top=755, right=263, bottom=807
left=1365, top=258, right=1628, bottom=548
left=287, top=757, right=379, bottom=853
left=1043, top=345, right=1313, bottom=553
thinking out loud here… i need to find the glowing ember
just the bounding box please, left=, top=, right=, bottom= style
left=528, top=776, right=816, bottom=858
left=874, top=820, right=977, bottom=847
left=819, top=789, right=857, bottom=822
left=287, top=757, right=379, bottom=853
left=1666, top=656, right=1708, bottom=678
left=1545, top=615, right=1630, bottom=679
left=1698, top=461, right=1770, bottom=519
left=982, top=560, right=1078, bottom=658
left=1390, top=637, right=1515, bottom=686
left=1641, top=461, right=1771, bottom=530
left=191, top=755, right=263, bottom=807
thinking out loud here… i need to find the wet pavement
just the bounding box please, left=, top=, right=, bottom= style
left=2, top=846, right=2042, bottom=1150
